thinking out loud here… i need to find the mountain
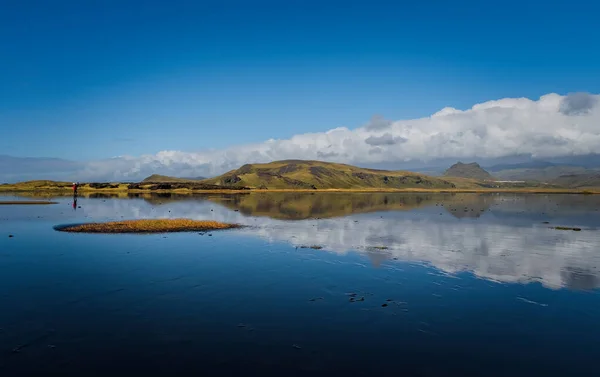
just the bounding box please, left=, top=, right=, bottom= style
left=551, top=173, right=600, bottom=188
left=200, top=160, right=456, bottom=190
left=492, top=166, right=596, bottom=182
left=142, top=174, right=203, bottom=183
left=443, top=162, right=494, bottom=180
left=487, top=161, right=558, bottom=171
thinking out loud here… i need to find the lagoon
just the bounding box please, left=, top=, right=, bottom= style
left=1, top=193, right=600, bottom=376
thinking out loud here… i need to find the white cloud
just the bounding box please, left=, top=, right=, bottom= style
left=2, top=92, right=600, bottom=182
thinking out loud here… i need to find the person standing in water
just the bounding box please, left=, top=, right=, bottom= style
left=72, top=182, right=79, bottom=210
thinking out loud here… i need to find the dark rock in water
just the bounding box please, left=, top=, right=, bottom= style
left=208, top=234, right=213, bottom=236
left=8, top=234, right=14, bottom=238
left=553, top=226, right=582, bottom=231
left=542, top=221, right=550, bottom=224
left=381, top=303, right=388, bottom=307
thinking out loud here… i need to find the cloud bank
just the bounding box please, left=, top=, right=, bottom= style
left=2, top=92, right=599, bottom=182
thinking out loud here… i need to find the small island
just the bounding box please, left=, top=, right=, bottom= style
left=56, top=219, right=241, bottom=233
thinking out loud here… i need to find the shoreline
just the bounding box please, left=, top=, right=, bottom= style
left=0, top=200, right=58, bottom=205
left=1, top=187, right=598, bottom=195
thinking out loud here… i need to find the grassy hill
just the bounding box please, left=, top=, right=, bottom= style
left=142, top=174, right=204, bottom=183
left=551, top=173, right=600, bottom=188
left=444, top=162, right=494, bottom=180
left=200, top=160, right=457, bottom=190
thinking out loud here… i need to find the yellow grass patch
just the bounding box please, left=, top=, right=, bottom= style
left=57, top=219, right=240, bottom=233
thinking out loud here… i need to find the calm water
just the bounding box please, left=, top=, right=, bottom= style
left=1, top=192, right=600, bottom=376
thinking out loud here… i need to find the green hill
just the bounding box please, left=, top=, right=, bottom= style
left=199, top=160, right=456, bottom=189
left=142, top=174, right=203, bottom=183
left=444, top=162, right=494, bottom=180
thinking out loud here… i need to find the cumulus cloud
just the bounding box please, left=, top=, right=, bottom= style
left=2, top=92, right=600, bottom=182
left=364, top=133, right=407, bottom=146
left=363, top=114, right=393, bottom=130
left=559, top=92, right=599, bottom=115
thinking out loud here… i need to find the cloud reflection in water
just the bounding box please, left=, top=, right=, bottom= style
left=79, top=193, right=600, bottom=291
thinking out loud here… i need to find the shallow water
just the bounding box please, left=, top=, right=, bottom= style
left=1, top=192, right=600, bottom=376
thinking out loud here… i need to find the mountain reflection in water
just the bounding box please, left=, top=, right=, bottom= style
left=60, top=192, right=600, bottom=291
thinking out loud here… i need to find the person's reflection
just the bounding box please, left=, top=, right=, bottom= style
left=72, top=195, right=78, bottom=211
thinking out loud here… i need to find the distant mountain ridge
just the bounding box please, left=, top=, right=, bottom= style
left=443, top=162, right=494, bottom=180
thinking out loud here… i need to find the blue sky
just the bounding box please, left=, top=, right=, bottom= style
left=1, top=0, right=598, bottom=161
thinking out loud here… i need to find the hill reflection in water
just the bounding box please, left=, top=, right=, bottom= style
left=31, top=192, right=600, bottom=290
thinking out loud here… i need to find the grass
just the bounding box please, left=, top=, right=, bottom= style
left=0, top=200, right=57, bottom=205
left=368, top=246, right=390, bottom=250
left=56, top=219, right=241, bottom=233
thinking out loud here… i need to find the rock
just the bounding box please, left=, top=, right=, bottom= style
left=381, top=303, right=388, bottom=307
left=8, top=234, right=14, bottom=238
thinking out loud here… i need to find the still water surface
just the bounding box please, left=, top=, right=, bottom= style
left=1, top=193, right=600, bottom=376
